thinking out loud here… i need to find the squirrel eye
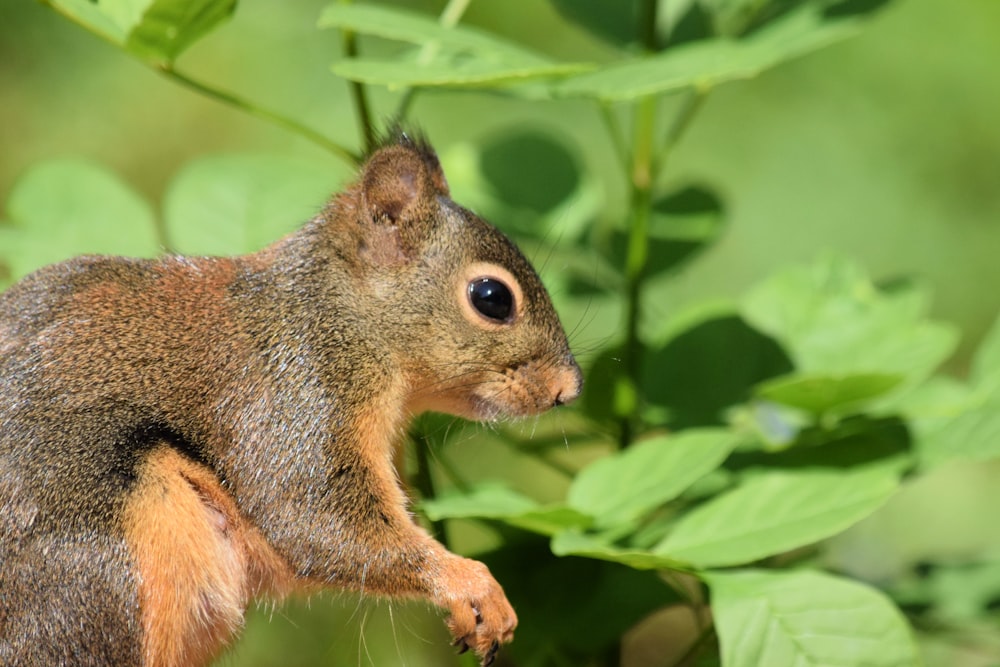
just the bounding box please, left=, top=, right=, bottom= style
left=468, top=277, right=514, bottom=322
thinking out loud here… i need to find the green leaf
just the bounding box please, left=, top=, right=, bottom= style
left=421, top=483, right=539, bottom=520
left=915, top=406, right=1000, bottom=468
left=420, top=484, right=591, bottom=536
left=319, top=3, right=547, bottom=65
left=551, top=531, right=688, bottom=570
left=163, top=154, right=343, bottom=256
left=655, top=467, right=899, bottom=568
left=568, top=429, right=739, bottom=528
left=643, top=314, right=793, bottom=429
left=905, top=316, right=1000, bottom=467
left=728, top=415, right=912, bottom=471
left=320, top=4, right=589, bottom=89
left=47, top=0, right=127, bottom=43
left=706, top=569, right=921, bottom=667
left=124, top=0, right=238, bottom=65
left=755, top=372, right=903, bottom=415
left=742, top=256, right=958, bottom=386
left=925, top=560, right=1000, bottom=622
left=553, top=2, right=863, bottom=101
left=1, top=159, right=159, bottom=281
left=331, top=56, right=586, bottom=90
left=47, top=0, right=236, bottom=65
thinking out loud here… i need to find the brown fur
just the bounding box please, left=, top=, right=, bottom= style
left=0, top=134, right=581, bottom=666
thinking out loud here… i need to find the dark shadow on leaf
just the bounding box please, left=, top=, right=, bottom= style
left=665, top=1, right=714, bottom=47
left=480, top=533, right=681, bottom=662
left=580, top=346, right=624, bottom=427
left=548, top=0, right=640, bottom=47
left=824, top=0, right=894, bottom=19
left=480, top=130, right=580, bottom=230
left=740, top=0, right=807, bottom=37
left=644, top=316, right=794, bottom=429
left=610, top=185, right=726, bottom=278
left=726, top=415, right=913, bottom=470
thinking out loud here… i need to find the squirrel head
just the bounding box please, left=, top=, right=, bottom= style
left=323, top=134, right=582, bottom=420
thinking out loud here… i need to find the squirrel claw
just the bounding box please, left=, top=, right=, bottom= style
left=439, top=557, right=516, bottom=665
left=480, top=640, right=500, bottom=667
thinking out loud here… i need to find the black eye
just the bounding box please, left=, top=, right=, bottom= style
left=468, top=277, right=514, bottom=322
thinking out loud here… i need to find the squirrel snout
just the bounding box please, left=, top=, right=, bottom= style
left=552, top=362, right=583, bottom=407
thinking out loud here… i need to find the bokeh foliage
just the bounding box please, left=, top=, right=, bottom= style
left=3, top=0, right=1000, bottom=665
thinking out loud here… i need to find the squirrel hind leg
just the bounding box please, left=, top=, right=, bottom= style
left=123, top=446, right=294, bottom=667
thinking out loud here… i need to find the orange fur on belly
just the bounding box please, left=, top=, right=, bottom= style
left=123, top=447, right=294, bottom=667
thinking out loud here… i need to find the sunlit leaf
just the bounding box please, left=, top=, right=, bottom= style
left=1, top=159, right=159, bottom=281
left=331, top=56, right=586, bottom=90
left=124, top=0, right=238, bottom=64
left=568, top=429, right=738, bottom=528
left=553, top=2, right=863, bottom=101
left=655, top=466, right=899, bottom=567
left=915, top=405, right=1000, bottom=468
left=46, top=0, right=127, bottom=43
left=421, top=484, right=591, bottom=536
left=320, top=4, right=590, bottom=89
left=755, top=372, right=902, bottom=415
left=551, top=531, right=688, bottom=570
left=319, top=3, right=547, bottom=65
left=46, top=0, right=236, bottom=65
left=707, top=569, right=921, bottom=667
left=742, top=256, right=958, bottom=386
left=163, top=154, right=342, bottom=256
left=421, top=483, right=539, bottom=520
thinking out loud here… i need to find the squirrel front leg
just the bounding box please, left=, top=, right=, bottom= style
left=229, top=425, right=516, bottom=666
left=338, top=449, right=517, bottom=667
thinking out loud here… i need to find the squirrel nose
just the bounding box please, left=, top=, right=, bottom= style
left=552, top=361, right=583, bottom=407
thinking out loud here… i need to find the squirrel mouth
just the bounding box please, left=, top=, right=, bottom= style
left=470, top=359, right=581, bottom=421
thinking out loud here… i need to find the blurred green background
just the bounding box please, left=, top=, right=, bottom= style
left=3, top=0, right=1000, bottom=665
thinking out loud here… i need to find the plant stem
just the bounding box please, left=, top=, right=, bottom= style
left=161, top=67, right=361, bottom=165
left=411, top=423, right=448, bottom=543
left=617, top=94, right=658, bottom=450
left=661, top=87, right=708, bottom=169
left=598, top=103, right=630, bottom=173
left=394, top=0, right=473, bottom=121
left=338, top=0, right=376, bottom=153
left=615, top=0, right=664, bottom=451
left=438, top=0, right=474, bottom=29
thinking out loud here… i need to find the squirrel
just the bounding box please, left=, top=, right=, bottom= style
left=0, top=133, right=582, bottom=667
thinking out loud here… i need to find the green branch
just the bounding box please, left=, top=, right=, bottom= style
left=161, top=67, right=361, bottom=165
left=337, top=0, right=377, bottom=153
left=41, top=0, right=360, bottom=166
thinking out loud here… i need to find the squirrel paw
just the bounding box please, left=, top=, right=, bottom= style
left=436, top=557, right=516, bottom=666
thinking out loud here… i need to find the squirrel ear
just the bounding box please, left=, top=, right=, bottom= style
left=360, top=142, right=449, bottom=226
left=358, top=140, right=449, bottom=264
